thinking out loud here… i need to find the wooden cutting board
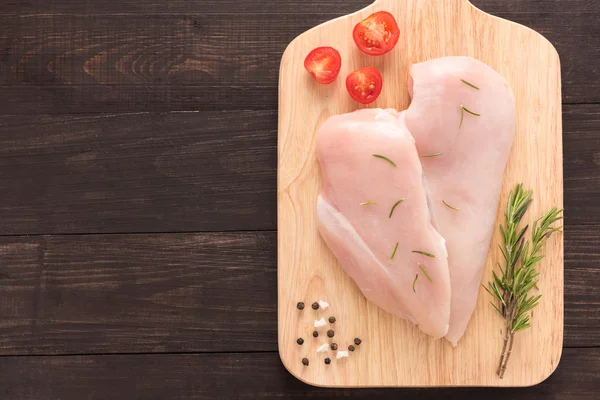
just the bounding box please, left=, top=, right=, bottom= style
left=278, top=0, right=563, bottom=387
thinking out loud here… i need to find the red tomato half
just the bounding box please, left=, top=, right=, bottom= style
left=346, top=67, right=383, bottom=104
left=353, top=11, right=400, bottom=56
left=304, top=47, right=342, bottom=84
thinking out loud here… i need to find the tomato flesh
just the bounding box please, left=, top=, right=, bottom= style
left=346, top=67, right=383, bottom=104
left=353, top=11, right=400, bottom=56
left=304, top=47, right=342, bottom=84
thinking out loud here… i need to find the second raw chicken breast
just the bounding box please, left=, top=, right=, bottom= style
left=405, top=56, right=516, bottom=346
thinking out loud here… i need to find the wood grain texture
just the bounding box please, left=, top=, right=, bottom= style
left=278, top=0, right=563, bottom=387
left=0, top=227, right=595, bottom=356
left=0, top=105, right=596, bottom=235
left=0, top=0, right=597, bottom=15
left=0, top=111, right=276, bottom=234
left=0, top=349, right=598, bottom=400
left=0, top=232, right=277, bottom=354
left=0, top=1, right=598, bottom=115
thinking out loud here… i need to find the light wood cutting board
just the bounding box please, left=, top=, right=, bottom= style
left=278, top=0, right=563, bottom=387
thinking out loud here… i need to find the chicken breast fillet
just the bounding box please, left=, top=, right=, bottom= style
left=316, top=108, right=451, bottom=338
left=405, top=56, right=516, bottom=346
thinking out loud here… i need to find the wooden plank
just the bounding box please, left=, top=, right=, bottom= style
left=0, top=111, right=276, bottom=234
left=0, top=104, right=595, bottom=235
left=0, top=0, right=595, bottom=16
left=0, top=232, right=277, bottom=354
left=0, top=4, right=599, bottom=115
left=564, top=104, right=600, bottom=224
left=278, top=0, right=563, bottom=387
left=0, top=14, right=304, bottom=114
left=0, top=349, right=598, bottom=399
left=0, top=227, right=597, bottom=356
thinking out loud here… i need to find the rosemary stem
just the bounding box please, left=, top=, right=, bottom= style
left=499, top=333, right=516, bottom=379
left=497, top=322, right=510, bottom=376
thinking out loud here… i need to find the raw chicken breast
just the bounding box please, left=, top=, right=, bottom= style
left=316, top=108, right=451, bottom=338
left=405, top=56, right=516, bottom=346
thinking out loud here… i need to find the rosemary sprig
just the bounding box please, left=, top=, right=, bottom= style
left=461, top=79, right=480, bottom=90
left=389, top=199, right=405, bottom=218
left=412, top=250, right=436, bottom=258
left=422, top=153, right=443, bottom=158
left=390, top=243, right=399, bottom=261
left=459, top=105, right=481, bottom=129
left=485, top=184, right=563, bottom=379
left=442, top=200, right=460, bottom=211
left=360, top=201, right=378, bottom=206
left=412, top=273, right=419, bottom=292
left=372, top=154, right=397, bottom=167
left=418, top=263, right=433, bottom=283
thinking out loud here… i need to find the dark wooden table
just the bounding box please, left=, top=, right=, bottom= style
left=0, top=0, right=598, bottom=398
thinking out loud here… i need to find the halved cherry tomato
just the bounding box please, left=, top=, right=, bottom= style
left=353, top=11, right=400, bottom=56
left=304, top=47, right=342, bottom=84
left=346, top=67, right=383, bottom=104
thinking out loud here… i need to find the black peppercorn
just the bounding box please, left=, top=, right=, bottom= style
left=330, top=343, right=338, bottom=351
left=297, top=302, right=305, bottom=310
left=327, top=329, right=335, bottom=338
left=312, top=331, right=318, bottom=338
left=328, top=316, right=336, bottom=323
left=354, top=338, right=362, bottom=346
left=348, top=345, right=355, bottom=352
left=312, top=302, right=319, bottom=310
left=324, top=358, right=331, bottom=365
left=302, top=358, right=309, bottom=366
left=297, top=338, right=304, bottom=345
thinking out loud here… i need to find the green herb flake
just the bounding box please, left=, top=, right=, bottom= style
left=412, top=273, right=419, bottom=292
left=443, top=200, right=460, bottom=211
left=360, top=201, right=378, bottom=206
left=390, top=242, right=399, bottom=261
left=389, top=199, right=406, bottom=218
left=372, top=154, right=397, bottom=167
left=422, top=153, right=443, bottom=158
left=461, top=79, right=480, bottom=90
left=418, top=263, right=433, bottom=283
left=459, top=105, right=481, bottom=129
left=412, top=250, right=436, bottom=258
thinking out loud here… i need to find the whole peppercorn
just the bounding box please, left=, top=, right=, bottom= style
left=327, top=329, right=335, bottom=338
left=354, top=338, right=362, bottom=346
left=302, top=358, right=309, bottom=366
left=297, top=338, right=304, bottom=345
left=330, top=343, right=338, bottom=351
left=312, top=331, right=319, bottom=338
left=348, top=345, right=355, bottom=352
left=312, top=302, right=319, bottom=310
left=324, top=358, right=331, bottom=365
left=297, top=302, right=305, bottom=310
left=328, top=316, right=336, bottom=323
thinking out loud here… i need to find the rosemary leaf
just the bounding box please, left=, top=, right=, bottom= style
left=412, top=273, right=419, bottom=293
left=461, top=79, right=481, bottom=90
left=443, top=200, right=460, bottom=211
left=372, top=154, right=397, bottom=167
left=412, top=250, right=436, bottom=258
left=360, top=201, right=379, bottom=206
left=463, top=106, right=481, bottom=117
left=389, top=199, right=406, bottom=218
left=422, top=153, right=443, bottom=158
left=418, top=263, right=433, bottom=283
left=490, top=301, right=503, bottom=316
left=459, top=105, right=481, bottom=129
left=390, top=242, right=399, bottom=261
